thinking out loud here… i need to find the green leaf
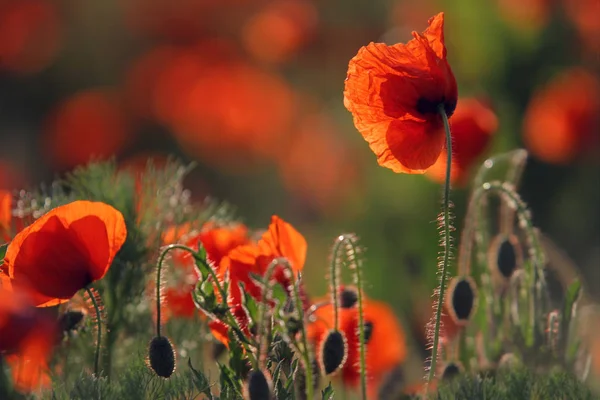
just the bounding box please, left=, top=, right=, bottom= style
left=321, top=382, right=335, bottom=400
left=188, top=358, right=213, bottom=399
left=562, top=279, right=580, bottom=327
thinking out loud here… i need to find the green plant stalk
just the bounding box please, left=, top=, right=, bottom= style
left=85, top=287, right=102, bottom=377
left=353, top=244, right=367, bottom=400
left=291, top=272, right=314, bottom=400
left=427, top=105, right=453, bottom=385
left=156, top=244, right=258, bottom=367
left=329, top=238, right=345, bottom=331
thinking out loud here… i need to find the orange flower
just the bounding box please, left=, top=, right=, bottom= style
left=0, top=190, right=12, bottom=242
left=0, top=201, right=127, bottom=307
left=308, top=297, right=406, bottom=397
left=427, top=98, right=498, bottom=185
left=523, top=68, right=600, bottom=165
left=343, top=13, right=457, bottom=174
left=0, top=287, right=56, bottom=393
left=157, top=223, right=250, bottom=322
left=210, top=216, right=307, bottom=345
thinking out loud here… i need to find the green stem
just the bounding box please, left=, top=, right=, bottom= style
left=427, top=105, right=453, bottom=384
left=156, top=244, right=258, bottom=368
left=329, top=237, right=345, bottom=332
left=292, top=272, right=314, bottom=400
left=85, top=287, right=102, bottom=377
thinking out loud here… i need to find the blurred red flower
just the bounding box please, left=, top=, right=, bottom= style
left=0, top=0, right=62, bottom=74
left=0, top=201, right=127, bottom=307
left=427, top=98, right=498, bottom=186
left=277, top=113, right=361, bottom=215
left=343, top=13, right=457, bottom=174
left=563, top=0, right=600, bottom=57
left=496, top=0, right=551, bottom=30
left=523, top=68, right=600, bottom=164
left=43, top=89, right=133, bottom=170
left=0, top=287, right=56, bottom=393
left=242, top=0, right=318, bottom=65
left=308, top=296, right=407, bottom=397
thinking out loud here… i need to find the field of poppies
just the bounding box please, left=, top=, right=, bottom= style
left=0, top=0, right=599, bottom=399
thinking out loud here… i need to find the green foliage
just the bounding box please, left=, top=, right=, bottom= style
left=434, top=368, right=598, bottom=400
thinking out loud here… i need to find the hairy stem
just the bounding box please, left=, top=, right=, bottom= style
left=157, top=244, right=258, bottom=368
left=427, top=105, right=453, bottom=384
left=85, top=287, right=102, bottom=377
left=330, top=237, right=346, bottom=331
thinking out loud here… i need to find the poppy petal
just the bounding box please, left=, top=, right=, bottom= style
left=5, top=201, right=126, bottom=305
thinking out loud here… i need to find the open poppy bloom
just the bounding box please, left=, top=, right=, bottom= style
left=209, top=216, right=307, bottom=345
left=427, top=98, right=498, bottom=186
left=343, top=12, right=457, bottom=174
left=0, top=287, right=56, bottom=393
left=157, top=222, right=250, bottom=321
left=0, top=201, right=127, bottom=307
left=307, top=296, right=406, bottom=397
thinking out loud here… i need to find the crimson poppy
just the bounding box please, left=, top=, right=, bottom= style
left=343, top=12, right=457, bottom=174
left=0, top=201, right=127, bottom=307
left=209, top=216, right=307, bottom=345
left=0, top=287, right=56, bottom=393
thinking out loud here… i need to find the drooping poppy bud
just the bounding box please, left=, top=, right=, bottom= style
left=488, top=234, right=523, bottom=281
left=147, top=336, right=176, bottom=378
left=319, top=329, right=348, bottom=375
left=243, top=370, right=274, bottom=400
left=446, top=276, right=477, bottom=326
left=440, top=361, right=462, bottom=381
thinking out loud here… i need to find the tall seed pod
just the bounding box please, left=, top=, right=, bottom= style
left=488, top=233, right=524, bottom=284
left=446, top=276, right=478, bottom=327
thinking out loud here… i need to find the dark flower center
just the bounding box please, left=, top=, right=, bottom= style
left=416, top=97, right=456, bottom=117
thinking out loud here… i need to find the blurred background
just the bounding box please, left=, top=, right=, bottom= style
left=0, top=0, right=598, bottom=363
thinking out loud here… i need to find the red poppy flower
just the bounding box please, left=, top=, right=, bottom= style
left=209, top=216, right=307, bottom=345
left=156, top=223, right=250, bottom=322
left=0, top=190, right=12, bottom=242
left=343, top=12, right=457, bottom=174
left=0, top=287, right=56, bottom=393
left=523, top=68, right=600, bottom=164
left=427, top=98, right=498, bottom=186
left=308, top=297, right=406, bottom=396
left=0, top=201, right=127, bottom=307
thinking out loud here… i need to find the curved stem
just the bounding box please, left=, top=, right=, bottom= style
left=427, top=105, right=453, bottom=385
left=330, top=237, right=346, bottom=331
left=352, top=242, right=367, bottom=400
left=156, top=244, right=258, bottom=367
left=292, top=272, right=314, bottom=400
left=85, top=287, right=102, bottom=377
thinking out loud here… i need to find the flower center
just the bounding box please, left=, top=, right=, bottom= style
left=416, top=97, right=456, bottom=117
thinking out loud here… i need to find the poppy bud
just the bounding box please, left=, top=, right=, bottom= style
left=446, top=276, right=477, bottom=326
left=488, top=234, right=523, bottom=280
left=340, top=287, right=358, bottom=309
left=440, top=361, right=462, bottom=381
left=243, top=370, right=273, bottom=400
left=319, top=329, right=348, bottom=375
left=147, top=335, right=176, bottom=378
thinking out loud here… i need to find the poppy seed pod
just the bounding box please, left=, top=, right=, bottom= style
left=59, top=309, right=86, bottom=334
left=147, top=336, right=176, bottom=378
left=340, top=286, right=358, bottom=309
left=488, top=234, right=523, bottom=280
left=446, top=276, right=477, bottom=326
left=319, top=329, right=348, bottom=375
left=243, top=370, right=273, bottom=400
left=441, top=361, right=463, bottom=381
